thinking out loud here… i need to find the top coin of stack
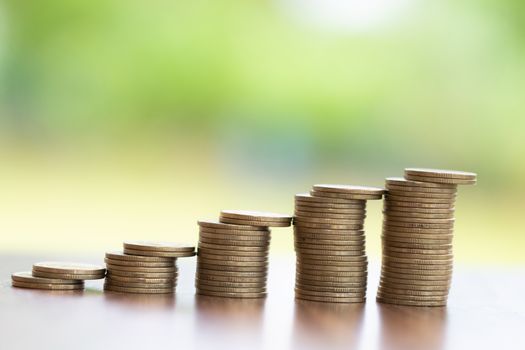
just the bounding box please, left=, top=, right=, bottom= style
left=195, top=210, right=292, bottom=299
left=104, top=241, right=195, bottom=294
left=294, top=184, right=385, bottom=303
left=377, top=168, right=477, bottom=307
left=12, top=262, right=106, bottom=291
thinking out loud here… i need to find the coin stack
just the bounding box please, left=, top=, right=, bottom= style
left=11, top=262, right=106, bottom=291
left=294, top=185, right=385, bottom=303
left=104, top=241, right=195, bottom=294
left=377, top=168, right=477, bottom=307
left=195, top=210, right=292, bottom=298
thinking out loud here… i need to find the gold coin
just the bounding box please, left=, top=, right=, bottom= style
left=296, top=272, right=366, bottom=283
left=377, top=291, right=448, bottom=302
left=105, top=278, right=175, bottom=289
left=382, top=241, right=453, bottom=250
left=295, top=288, right=366, bottom=298
left=199, top=229, right=272, bottom=243
left=196, top=267, right=266, bottom=278
left=195, top=278, right=266, bottom=288
left=382, top=255, right=453, bottom=265
left=385, top=222, right=454, bottom=230
left=123, top=241, right=195, bottom=253
left=197, top=262, right=267, bottom=273
left=296, top=268, right=367, bottom=278
left=104, top=284, right=174, bottom=294
left=198, top=227, right=270, bottom=237
left=383, top=210, right=454, bottom=220
left=105, top=274, right=176, bottom=284
left=310, top=189, right=381, bottom=201
left=106, top=270, right=176, bottom=278
left=386, top=184, right=457, bottom=194
left=296, top=283, right=366, bottom=293
left=404, top=174, right=476, bottom=185
left=294, top=232, right=365, bottom=242
left=381, top=270, right=451, bottom=281
left=220, top=210, right=292, bottom=223
left=105, top=263, right=177, bottom=273
left=32, top=262, right=106, bottom=275
left=293, top=226, right=364, bottom=235
left=296, top=248, right=365, bottom=256
left=294, top=221, right=363, bottom=230
left=386, top=189, right=457, bottom=199
left=382, top=234, right=453, bottom=244
left=383, top=204, right=455, bottom=214
left=197, top=247, right=268, bottom=257
left=297, top=258, right=367, bottom=267
left=197, top=273, right=266, bottom=284
left=197, top=252, right=268, bottom=262
left=296, top=253, right=367, bottom=262
left=198, top=242, right=268, bottom=252
left=297, top=263, right=366, bottom=272
left=379, top=278, right=450, bottom=290
left=294, top=216, right=364, bottom=225
left=386, top=194, right=455, bottom=204
left=294, top=237, right=365, bottom=246
left=104, top=258, right=175, bottom=268
left=197, top=257, right=267, bottom=267
left=386, top=176, right=457, bottom=189
left=195, top=283, right=266, bottom=294
left=198, top=220, right=267, bottom=231
left=295, top=279, right=366, bottom=289
left=382, top=230, right=454, bottom=240
left=313, top=184, right=384, bottom=195
left=382, top=251, right=452, bottom=260
left=383, top=246, right=452, bottom=255
left=382, top=225, right=454, bottom=234
left=378, top=286, right=449, bottom=297
left=381, top=265, right=452, bottom=275
left=123, top=248, right=196, bottom=258
left=295, top=205, right=366, bottom=215
left=11, top=271, right=82, bottom=284
left=196, top=289, right=266, bottom=298
left=31, top=270, right=105, bottom=280
left=380, top=275, right=450, bottom=286
left=105, top=251, right=175, bottom=263
left=12, top=280, right=84, bottom=290
left=295, top=193, right=365, bottom=207
left=404, top=168, right=477, bottom=181
left=384, top=215, right=456, bottom=224
left=198, top=235, right=270, bottom=247
left=295, top=292, right=365, bottom=303
left=376, top=295, right=446, bottom=307
left=295, top=243, right=365, bottom=251
left=385, top=200, right=453, bottom=209
left=294, top=210, right=366, bottom=220
left=219, top=217, right=289, bottom=228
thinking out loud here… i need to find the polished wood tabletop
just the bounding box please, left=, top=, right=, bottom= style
left=1, top=254, right=524, bottom=350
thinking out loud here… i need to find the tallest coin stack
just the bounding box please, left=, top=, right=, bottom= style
left=377, top=168, right=477, bottom=307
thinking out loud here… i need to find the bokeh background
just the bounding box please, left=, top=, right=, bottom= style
left=0, top=0, right=523, bottom=263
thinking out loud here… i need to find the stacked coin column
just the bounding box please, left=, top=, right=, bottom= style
left=293, top=184, right=384, bottom=303
left=195, top=211, right=292, bottom=298
left=104, top=241, right=196, bottom=294
left=377, top=168, right=477, bottom=307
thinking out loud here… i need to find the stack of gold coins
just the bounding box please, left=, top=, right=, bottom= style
left=377, top=168, right=477, bottom=307
left=104, top=241, right=195, bottom=294
left=195, top=210, right=292, bottom=298
left=12, top=262, right=106, bottom=290
left=294, top=185, right=385, bottom=303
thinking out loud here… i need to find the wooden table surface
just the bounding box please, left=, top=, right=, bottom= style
left=1, top=254, right=524, bottom=350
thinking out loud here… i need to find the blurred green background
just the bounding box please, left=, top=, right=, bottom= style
left=0, top=0, right=523, bottom=263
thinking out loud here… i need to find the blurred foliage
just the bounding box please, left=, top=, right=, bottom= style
left=0, top=0, right=524, bottom=184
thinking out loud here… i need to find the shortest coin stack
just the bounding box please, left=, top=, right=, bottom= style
left=13, top=262, right=107, bottom=291
left=104, top=241, right=196, bottom=294
left=11, top=271, right=85, bottom=291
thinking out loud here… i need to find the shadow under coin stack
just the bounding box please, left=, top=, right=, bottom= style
left=294, top=185, right=385, bottom=303
left=12, top=262, right=106, bottom=291
left=104, top=241, right=195, bottom=294
left=377, top=168, right=477, bottom=307
left=195, top=210, right=292, bottom=298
